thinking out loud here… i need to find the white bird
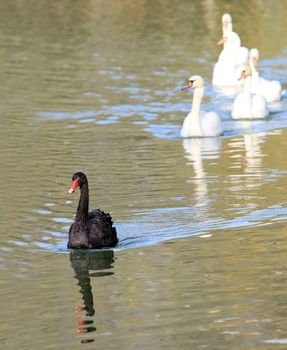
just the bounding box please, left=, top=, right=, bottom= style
left=221, top=13, right=248, bottom=65
left=232, top=65, right=269, bottom=119
left=213, top=14, right=248, bottom=88
left=181, top=75, right=223, bottom=137
left=213, top=31, right=248, bottom=88
left=249, top=48, right=282, bottom=103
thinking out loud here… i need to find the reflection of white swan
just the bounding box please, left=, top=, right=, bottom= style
left=232, top=65, right=269, bottom=119
left=243, top=133, right=265, bottom=175
left=181, top=75, right=223, bottom=137
left=182, top=138, right=221, bottom=206
left=234, top=121, right=266, bottom=177
left=249, top=48, right=282, bottom=103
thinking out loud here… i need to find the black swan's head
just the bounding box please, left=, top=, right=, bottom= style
left=68, top=172, right=87, bottom=193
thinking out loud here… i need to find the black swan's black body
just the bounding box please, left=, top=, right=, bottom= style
left=68, top=172, right=118, bottom=249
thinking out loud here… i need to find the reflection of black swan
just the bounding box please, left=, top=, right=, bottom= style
left=70, top=250, right=115, bottom=316
left=70, top=250, right=115, bottom=343
left=68, top=172, right=118, bottom=249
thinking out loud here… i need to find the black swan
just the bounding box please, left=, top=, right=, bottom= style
left=68, top=172, right=118, bottom=249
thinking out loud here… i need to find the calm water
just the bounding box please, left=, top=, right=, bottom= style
left=1, top=0, right=287, bottom=349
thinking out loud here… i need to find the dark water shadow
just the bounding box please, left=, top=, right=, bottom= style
left=69, top=250, right=115, bottom=344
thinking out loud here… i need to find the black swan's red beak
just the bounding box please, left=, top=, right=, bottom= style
left=69, top=178, right=79, bottom=193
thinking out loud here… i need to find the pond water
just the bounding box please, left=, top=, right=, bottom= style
left=1, top=0, right=287, bottom=349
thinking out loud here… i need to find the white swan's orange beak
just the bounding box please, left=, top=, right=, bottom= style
left=69, top=178, right=79, bottom=193
left=252, top=56, right=258, bottom=66
left=181, top=80, right=193, bottom=90
left=217, top=37, right=227, bottom=45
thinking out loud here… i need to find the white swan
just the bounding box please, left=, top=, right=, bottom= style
left=219, top=13, right=248, bottom=64
left=213, top=31, right=248, bottom=88
left=232, top=65, right=269, bottom=119
left=181, top=75, right=223, bottom=137
left=213, top=13, right=248, bottom=88
left=249, top=48, right=282, bottom=103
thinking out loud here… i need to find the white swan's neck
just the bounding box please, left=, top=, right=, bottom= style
left=249, top=61, right=260, bottom=91
left=191, top=86, right=204, bottom=117
left=243, top=76, right=252, bottom=94
left=223, top=22, right=232, bottom=36
left=185, top=86, right=204, bottom=136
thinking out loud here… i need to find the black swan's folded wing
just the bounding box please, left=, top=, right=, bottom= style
left=86, top=209, right=118, bottom=248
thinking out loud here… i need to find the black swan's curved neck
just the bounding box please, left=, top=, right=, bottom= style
left=76, top=181, right=89, bottom=222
